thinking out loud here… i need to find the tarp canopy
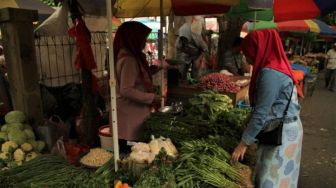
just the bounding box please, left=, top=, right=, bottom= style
left=76, top=0, right=240, bottom=18
left=0, top=0, right=55, bottom=20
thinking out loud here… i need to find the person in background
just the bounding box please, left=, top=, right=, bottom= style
left=222, top=37, right=250, bottom=76
left=0, top=45, right=6, bottom=76
left=175, top=21, right=208, bottom=80
left=325, top=43, right=336, bottom=91
left=231, top=30, right=303, bottom=188
left=0, top=45, right=12, bottom=124
left=0, top=46, right=4, bottom=62
left=113, top=21, right=162, bottom=153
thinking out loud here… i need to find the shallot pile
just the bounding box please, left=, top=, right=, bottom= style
left=197, top=73, right=240, bottom=93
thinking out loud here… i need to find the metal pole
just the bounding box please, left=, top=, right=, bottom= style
left=300, top=36, right=304, bottom=56
left=106, top=0, right=119, bottom=170
left=159, top=0, right=165, bottom=107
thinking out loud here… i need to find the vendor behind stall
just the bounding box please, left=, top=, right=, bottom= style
left=175, top=18, right=208, bottom=80
left=222, top=37, right=250, bottom=76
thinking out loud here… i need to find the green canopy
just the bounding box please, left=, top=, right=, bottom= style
left=244, top=20, right=277, bottom=32
left=228, top=0, right=273, bottom=21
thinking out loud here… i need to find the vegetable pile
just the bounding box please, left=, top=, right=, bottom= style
left=0, top=111, right=46, bottom=170
left=0, top=154, right=115, bottom=188
left=133, top=149, right=177, bottom=188
left=140, top=112, right=211, bottom=146
left=129, top=136, right=178, bottom=164
left=188, top=90, right=233, bottom=122
left=175, top=140, right=246, bottom=188
left=197, top=73, right=240, bottom=93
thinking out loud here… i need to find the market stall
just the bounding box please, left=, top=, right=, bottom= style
left=168, top=74, right=250, bottom=106
left=1, top=0, right=335, bottom=186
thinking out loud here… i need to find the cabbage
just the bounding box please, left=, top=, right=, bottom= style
left=36, top=141, right=46, bottom=152
left=7, top=123, right=24, bottom=132
left=23, top=129, right=35, bottom=140
left=0, top=132, right=8, bottom=141
left=1, top=124, right=8, bottom=132
left=5, top=111, right=26, bottom=124
left=8, top=130, right=27, bottom=145
left=23, top=124, right=33, bottom=130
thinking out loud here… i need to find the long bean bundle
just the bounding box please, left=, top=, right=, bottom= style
left=175, top=140, right=244, bottom=188
left=0, top=155, right=113, bottom=188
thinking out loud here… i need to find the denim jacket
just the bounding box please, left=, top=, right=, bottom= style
left=242, top=68, right=301, bottom=145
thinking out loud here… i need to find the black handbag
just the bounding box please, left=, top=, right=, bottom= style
left=256, top=87, right=294, bottom=146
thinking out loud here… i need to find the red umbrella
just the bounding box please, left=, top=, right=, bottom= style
left=277, top=20, right=311, bottom=33
left=274, top=0, right=336, bottom=22
left=274, top=0, right=319, bottom=22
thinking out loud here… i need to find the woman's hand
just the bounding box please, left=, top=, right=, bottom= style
left=231, top=140, right=248, bottom=163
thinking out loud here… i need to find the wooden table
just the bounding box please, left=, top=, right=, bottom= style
left=167, top=76, right=250, bottom=106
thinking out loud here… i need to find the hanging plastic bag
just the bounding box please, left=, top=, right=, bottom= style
left=37, top=115, right=70, bottom=150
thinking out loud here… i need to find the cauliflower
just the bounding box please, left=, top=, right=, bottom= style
left=5, top=111, right=26, bottom=124
left=0, top=152, right=9, bottom=160
left=27, top=139, right=38, bottom=150
left=25, top=152, right=39, bottom=162
left=21, top=143, right=33, bottom=152
left=23, top=129, right=35, bottom=140
left=13, top=148, right=25, bottom=162
left=1, top=141, right=18, bottom=152
left=8, top=129, right=27, bottom=145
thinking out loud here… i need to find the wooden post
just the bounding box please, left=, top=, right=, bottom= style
left=0, top=8, right=43, bottom=125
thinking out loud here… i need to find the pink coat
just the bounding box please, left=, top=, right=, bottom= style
left=115, top=49, right=154, bottom=141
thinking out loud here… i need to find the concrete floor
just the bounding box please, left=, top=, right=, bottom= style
left=298, top=74, right=336, bottom=188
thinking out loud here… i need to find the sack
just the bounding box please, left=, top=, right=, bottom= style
left=256, top=119, right=283, bottom=146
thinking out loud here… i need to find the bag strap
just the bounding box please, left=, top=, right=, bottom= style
left=283, top=84, right=294, bottom=118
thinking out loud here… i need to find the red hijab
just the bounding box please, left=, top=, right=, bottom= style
left=113, top=21, right=153, bottom=92
left=241, top=29, right=302, bottom=104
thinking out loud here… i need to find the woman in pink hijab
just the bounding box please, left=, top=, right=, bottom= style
left=113, top=21, right=162, bottom=152
left=232, top=30, right=303, bottom=188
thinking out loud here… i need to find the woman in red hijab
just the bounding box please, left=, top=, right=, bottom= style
left=232, top=30, right=303, bottom=188
left=113, top=21, right=162, bottom=152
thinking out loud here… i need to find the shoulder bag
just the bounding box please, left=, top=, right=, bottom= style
left=256, top=86, right=294, bottom=146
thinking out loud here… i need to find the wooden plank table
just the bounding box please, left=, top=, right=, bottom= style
left=167, top=76, right=250, bottom=106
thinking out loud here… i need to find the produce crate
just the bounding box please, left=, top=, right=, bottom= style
left=167, top=77, right=249, bottom=106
